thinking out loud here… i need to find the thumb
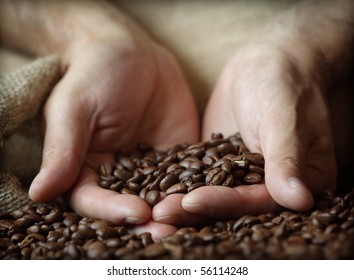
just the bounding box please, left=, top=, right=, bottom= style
left=262, top=132, right=314, bottom=211
left=29, top=84, right=92, bottom=202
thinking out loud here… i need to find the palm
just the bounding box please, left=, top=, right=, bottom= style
left=31, top=40, right=199, bottom=239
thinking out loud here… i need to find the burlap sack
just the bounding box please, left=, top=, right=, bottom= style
left=0, top=55, right=62, bottom=212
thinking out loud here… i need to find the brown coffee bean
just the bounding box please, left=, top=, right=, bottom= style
left=217, top=143, right=239, bottom=156
left=85, top=241, right=110, bottom=259
left=99, top=161, right=113, bottom=176
left=202, top=155, right=218, bottom=166
left=248, top=165, right=264, bottom=175
left=243, top=172, right=262, bottom=184
left=117, top=156, right=136, bottom=172
left=120, top=187, right=137, bottom=195
left=143, top=243, right=167, bottom=258
left=148, top=173, right=165, bottom=191
left=222, top=174, right=234, bottom=187
left=10, top=209, right=25, bottom=220
left=252, top=228, right=271, bottom=241
left=242, top=152, right=264, bottom=167
left=315, top=213, right=337, bottom=225
left=179, top=168, right=199, bottom=182
left=113, top=169, right=133, bottom=182
left=166, top=183, right=188, bottom=195
left=47, top=230, right=63, bottom=242
left=145, top=190, right=160, bottom=207
left=127, top=182, right=143, bottom=193
left=96, top=226, right=118, bottom=239
left=187, top=182, right=204, bottom=193
left=43, top=242, right=65, bottom=251
left=62, top=212, right=81, bottom=227
left=89, top=219, right=111, bottom=230
left=11, top=233, right=25, bottom=243
left=43, top=210, right=63, bottom=224
left=160, top=173, right=179, bottom=191
left=139, top=232, right=154, bottom=247
left=14, top=217, right=33, bottom=229
left=232, top=158, right=248, bottom=169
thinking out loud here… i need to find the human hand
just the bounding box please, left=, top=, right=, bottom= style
left=0, top=1, right=200, bottom=239
left=153, top=0, right=354, bottom=225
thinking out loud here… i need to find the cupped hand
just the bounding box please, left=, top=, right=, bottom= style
left=181, top=44, right=336, bottom=221
left=28, top=31, right=199, bottom=238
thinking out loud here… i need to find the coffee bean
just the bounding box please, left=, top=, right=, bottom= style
left=99, top=161, right=113, bottom=176
left=145, top=190, right=160, bottom=207
left=113, top=169, right=133, bottom=182
left=242, top=152, right=265, bottom=167
left=217, top=143, right=239, bottom=156
left=160, top=173, right=179, bottom=192
left=166, top=183, right=188, bottom=195
left=243, top=172, right=262, bottom=184
left=143, top=243, right=167, bottom=258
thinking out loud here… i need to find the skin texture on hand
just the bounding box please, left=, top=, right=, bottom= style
left=153, top=0, right=353, bottom=227
left=0, top=0, right=199, bottom=239
left=185, top=0, right=354, bottom=218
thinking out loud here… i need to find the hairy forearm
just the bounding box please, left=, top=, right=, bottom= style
left=0, top=0, right=148, bottom=62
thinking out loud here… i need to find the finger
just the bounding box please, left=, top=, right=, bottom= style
left=29, top=80, right=93, bottom=202
left=262, top=131, right=314, bottom=211
left=129, top=221, right=177, bottom=241
left=153, top=194, right=213, bottom=227
left=182, top=185, right=279, bottom=219
left=66, top=166, right=151, bottom=225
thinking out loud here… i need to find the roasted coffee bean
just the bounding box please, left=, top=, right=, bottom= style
left=120, top=188, right=136, bottom=195
left=160, top=173, right=179, bottom=192
left=109, top=181, right=125, bottom=192
left=187, top=182, right=204, bottom=192
left=1, top=135, right=354, bottom=260
left=99, top=161, right=113, bottom=176
left=166, top=183, right=188, bottom=195
left=145, top=190, right=160, bottom=207
left=143, top=244, right=167, bottom=258
left=96, top=226, right=118, bottom=239
left=217, top=143, right=239, bottom=156
left=242, top=152, right=265, bottom=167
left=148, top=173, right=165, bottom=191
left=127, top=182, right=143, bottom=193
left=113, top=169, right=133, bottom=182
left=178, top=168, right=199, bottom=182
left=243, top=172, right=262, bottom=184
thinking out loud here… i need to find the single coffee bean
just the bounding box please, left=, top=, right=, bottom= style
left=160, top=173, right=179, bottom=192
left=217, top=143, right=239, bottom=156
left=187, top=182, right=204, bottom=192
left=96, top=226, right=119, bottom=239
left=145, top=190, right=160, bottom=207
left=166, top=183, right=188, bottom=195
left=139, top=187, right=149, bottom=200
left=113, top=169, right=133, bottom=182
left=99, top=161, right=113, bottom=176
left=243, top=172, right=262, bottom=184
left=143, top=243, right=167, bottom=258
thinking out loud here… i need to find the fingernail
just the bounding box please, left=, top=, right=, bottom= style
left=288, top=177, right=314, bottom=203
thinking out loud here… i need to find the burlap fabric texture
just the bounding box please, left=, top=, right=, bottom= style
left=0, top=56, right=61, bottom=212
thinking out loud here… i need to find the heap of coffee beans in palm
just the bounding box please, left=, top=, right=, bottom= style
left=98, top=133, right=265, bottom=206
left=0, top=188, right=353, bottom=259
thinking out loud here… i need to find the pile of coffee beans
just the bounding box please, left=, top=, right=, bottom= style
left=98, top=133, right=265, bottom=206
left=0, top=189, right=353, bottom=259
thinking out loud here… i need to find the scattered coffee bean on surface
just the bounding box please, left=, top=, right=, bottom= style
left=1, top=133, right=353, bottom=260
